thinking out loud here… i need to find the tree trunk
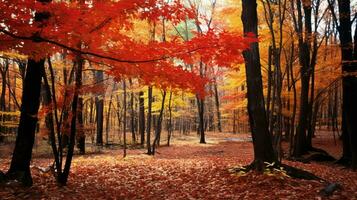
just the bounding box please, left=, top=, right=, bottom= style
left=95, top=71, right=104, bottom=145
left=293, top=0, right=312, bottom=157
left=76, top=96, right=85, bottom=154
left=60, top=66, right=72, bottom=150
left=337, top=0, right=357, bottom=169
left=105, top=94, right=113, bottom=145
left=147, top=86, right=153, bottom=155
left=241, top=0, right=276, bottom=169
left=152, top=90, right=166, bottom=154
left=167, top=91, right=173, bottom=146
left=75, top=58, right=85, bottom=154
left=6, top=59, right=44, bottom=186
left=0, top=61, right=8, bottom=111
left=213, top=79, right=222, bottom=132
left=0, top=60, right=9, bottom=142
left=58, top=55, right=83, bottom=185
left=197, top=97, right=206, bottom=143
left=266, top=46, right=273, bottom=127
left=129, top=79, right=136, bottom=144
left=123, top=80, right=127, bottom=158
left=289, top=41, right=298, bottom=157
left=42, top=58, right=62, bottom=182
left=139, top=91, right=145, bottom=146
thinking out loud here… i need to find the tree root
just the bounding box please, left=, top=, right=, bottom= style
left=230, top=161, right=342, bottom=196
left=231, top=161, right=322, bottom=181
left=289, top=148, right=336, bottom=163
left=279, top=164, right=322, bottom=180
left=304, top=152, right=336, bottom=162
left=308, top=147, right=336, bottom=161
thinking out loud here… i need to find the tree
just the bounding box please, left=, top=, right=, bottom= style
left=260, top=0, right=287, bottom=159
left=213, top=78, right=222, bottom=132
left=241, top=0, right=277, bottom=169
left=5, top=0, right=51, bottom=186
left=328, top=0, right=357, bottom=169
left=95, top=71, right=104, bottom=146
left=291, top=0, right=318, bottom=158
left=152, top=90, right=166, bottom=154
left=122, top=79, right=127, bottom=158
left=0, top=59, right=10, bottom=143
left=139, top=91, right=145, bottom=146
left=287, top=0, right=311, bottom=157
left=0, top=59, right=9, bottom=111
left=129, top=79, right=136, bottom=145
left=6, top=59, right=45, bottom=186
left=76, top=58, right=85, bottom=155
left=147, top=86, right=153, bottom=155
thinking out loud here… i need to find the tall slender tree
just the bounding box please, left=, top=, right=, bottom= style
left=139, top=91, right=145, bottom=146
left=147, top=86, right=153, bottom=155
left=328, top=0, right=357, bottom=169
left=95, top=71, right=104, bottom=145
left=6, top=0, right=51, bottom=186
left=241, top=0, right=277, bottom=169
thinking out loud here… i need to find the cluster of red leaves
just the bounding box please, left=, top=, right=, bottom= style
left=140, top=0, right=196, bottom=24
left=104, top=31, right=254, bottom=96
left=0, top=0, right=254, bottom=96
left=1, top=132, right=356, bottom=199
left=0, top=0, right=163, bottom=58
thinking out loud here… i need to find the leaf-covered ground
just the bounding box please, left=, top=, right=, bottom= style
left=1, top=132, right=357, bottom=199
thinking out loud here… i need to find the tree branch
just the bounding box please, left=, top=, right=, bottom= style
left=0, top=29, right=208, bottom=64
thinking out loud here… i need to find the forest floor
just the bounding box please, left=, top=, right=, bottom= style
left=1, top=131, right=357, bottom=200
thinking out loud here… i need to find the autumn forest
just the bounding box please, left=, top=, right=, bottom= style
left=0, top=0, right=357, bottom=199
